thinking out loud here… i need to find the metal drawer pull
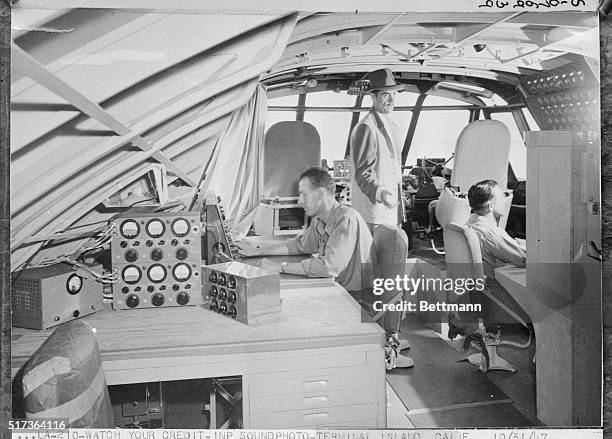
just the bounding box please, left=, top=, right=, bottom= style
left=303, top=395, right=329, bottom=404
left=302, top=380, right=328, bottom=391
left=303, top=412, right=329, bottom=421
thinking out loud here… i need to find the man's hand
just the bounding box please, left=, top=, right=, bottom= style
left=380, top=188, right=396, bottom=208
left=258, top=258, right=282, bottom=273
left=235, top=240, right=263, bottom=257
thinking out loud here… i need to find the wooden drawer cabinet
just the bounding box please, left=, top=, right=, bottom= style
left=249, top=366, right=377, bottom=397
left=249, top=403, right=380, bottom=428
left=250, top=387, right=377, bottom=414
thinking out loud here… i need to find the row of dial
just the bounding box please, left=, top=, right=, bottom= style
left=121, top=263, right=197, bottom=283
left=119, top=218, right=197, bottom=239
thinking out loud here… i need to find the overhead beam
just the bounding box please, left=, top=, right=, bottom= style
left=12, top=44, right=130, bottom=135
left=414, top=11, right=524, bottom=59
left=361, top=13, right=406, bottom=45
left=12, top=44, right=198, bottom=186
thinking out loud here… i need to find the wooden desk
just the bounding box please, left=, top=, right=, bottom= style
left=12, top=282, right=386, bottom=428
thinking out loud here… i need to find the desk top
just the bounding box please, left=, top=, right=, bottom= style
left=12, top=281, right=384, bottom=371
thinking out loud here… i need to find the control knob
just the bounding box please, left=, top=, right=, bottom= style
left=126, top=294, right=140, bottom=308
left=218, top=302, right=228, bottom=315
left=177, top=292, right=190, bottom=305
left=151, top=293, right=165, bottom=307
left=228, top=305, right=237, bottom=319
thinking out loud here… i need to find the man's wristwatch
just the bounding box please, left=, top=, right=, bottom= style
left=281, top=261, right=288, bottom=273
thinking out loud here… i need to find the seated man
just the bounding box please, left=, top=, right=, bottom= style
left=237, top=167, right=413, bottom=368
left=449, top=179, right=526, bottom=339
left=467, top=179, right=526, bottom=281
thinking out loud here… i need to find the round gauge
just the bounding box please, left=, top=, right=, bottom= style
left=172, top=263, right=192, bottom=282
left=208, top=271, right=217, bottom=283
left=171, top=218, right=191, bottom=237
left=218, top=273, right=227, bottom=286
left=146, top=219, right=166, bottom=238
left=120, top=219, right=140, bottom=239
left=150, top=248, right=164, bottom=261
left=147, top=264, right=167, bottom=283
left=122, top=265, right=142, bottom=284
left=209, top=285, right=218, bottom=297
left=228, top=276, right=236, bottom=289
left=124, top=249, right=139, bottom=263
left=66, top=274, right=83, bottom=295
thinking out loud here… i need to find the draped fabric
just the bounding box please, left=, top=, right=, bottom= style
left=203, top=83, right=268, bottom=238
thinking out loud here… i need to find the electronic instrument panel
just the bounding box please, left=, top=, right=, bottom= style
left=203, top=191, right=238, bottom=264
left=202, top=261, right=280, bottom=325
left=12, top=263, right=104, bottom=329
left=111, top=212, right=202, bottom=309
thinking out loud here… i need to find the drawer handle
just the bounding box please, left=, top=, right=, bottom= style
left=303, top=412, right=329, bottom=422
left=303, top=395, right=329, bottom=405
left=302, top=380, right=328, bottom=391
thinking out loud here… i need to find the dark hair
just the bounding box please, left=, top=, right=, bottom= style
left=299, top=167, right=335, bottom=194
left=468, top=179, right=499, bottom=211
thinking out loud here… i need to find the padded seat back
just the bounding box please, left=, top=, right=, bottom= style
left=21, top=320, right=114, bottom=428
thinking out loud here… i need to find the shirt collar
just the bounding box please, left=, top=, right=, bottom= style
left=470, top=212, right=497, bottom=227
left=316, top=201, right=341, bottom=234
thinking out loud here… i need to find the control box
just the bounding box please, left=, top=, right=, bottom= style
left=202, top=262, right=280, bottom=325
left=12, top=263, right=104, bottom=329
left=110, top=212, right=202, bottom=309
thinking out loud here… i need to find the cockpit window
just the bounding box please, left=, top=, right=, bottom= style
left=490, top=112, right=527, bottom=180
left=408, top=107, right=470, bottom=169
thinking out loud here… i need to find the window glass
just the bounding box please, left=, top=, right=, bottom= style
left=490, top=112, right=526, bottom=180
left=522, top=107, right=541, bottom=131
left=407, top=110, right=470, bottom=168
left=265, top=111, right=295, bottom=131
left=304, top=111, right=354, bottom=164
left=305, top=91, right=359, bottom=107
left=267, top=94, right=298, bottom=106
left=424, top=95, right=472, bottom=106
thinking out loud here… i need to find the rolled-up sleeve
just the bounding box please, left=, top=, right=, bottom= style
left=351, top=124, right=382, bottom=204
left=296, top=216, right=357, bottom=278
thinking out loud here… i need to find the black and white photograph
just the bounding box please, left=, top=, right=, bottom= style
left=1, top=0, right=607, bottom=433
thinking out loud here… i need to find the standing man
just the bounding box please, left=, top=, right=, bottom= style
left=349, top=68, right=405, bottom=233
left=349, top=68, right=412, bottom=364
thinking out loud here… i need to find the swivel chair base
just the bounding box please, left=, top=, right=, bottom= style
left=463, top=322, right=516, bottom=373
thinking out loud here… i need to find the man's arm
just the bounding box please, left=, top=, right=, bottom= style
left=351, top=124, right=384, bottom=204
left=283, top=216, right=357, bottom=278
left=488, top=229, right=527, bottom=268
left=235, top=222, right=319, bottom=257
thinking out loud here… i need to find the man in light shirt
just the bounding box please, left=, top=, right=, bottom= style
left=467, top=179, right=526, bottom=281
left=349, top=68, right=405, bottom=232
left=448, top=179, right=526, bottom=340
left=236, top=167, right=373, bottom=293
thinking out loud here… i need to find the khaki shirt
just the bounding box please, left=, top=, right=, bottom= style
left=286, top=203, right=373, bottom=292
left=467, top=213, right=526, bottom=281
